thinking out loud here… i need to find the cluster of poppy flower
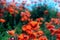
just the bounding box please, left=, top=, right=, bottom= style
left=8, top=19, right=60, bottom=40
left=7, top=11, right=60, bottom=40
left=8, top=18, right=48, bottom=40
left=0, top=0, right=60, bottom=40
left=0, top=0, right=23, bottom=23
left=45, top=17, right=60, bottom=40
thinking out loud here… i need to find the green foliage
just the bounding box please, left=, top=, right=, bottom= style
left=0, top=31, right=11, bottom=40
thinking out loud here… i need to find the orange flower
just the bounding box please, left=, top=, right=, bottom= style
left=0, top=19, right=6, bottom=23
left=22, top=25, right=26, bottom=31
left=33, top=25, right=40, bottom=31
left=18, top=34, right=29, bottom=40
left=39, top=36, right=48, bottom=40
left=22, top=24, right=32, bottom=34
left=37, top=30, right=44, bottom=36
left=25, top=10, right=31, bottom=17
left=21, top=16, right=28, bottom=21
left=22, top=25, right=32, bottom=31
left=20, top=11, right=30, bottom=21
left=21, top=10, right=30, bottom=17
left=18, top=34, right=24, bottom=40
left=33, top=32, right=37, bottom=36
left=26, top=29, right=33, bottom=35
left=28, top=21, right=40, bottom=31
left=20, top=11, right=31, bottom=21
left=25, top=25, right=32, bottom=30
left=8, top=30, right=15, bottom=36
left=8, top=7, right=14, bottom=14
left=29, top=21, right=39, bottom=28
left=23, top=16, right=28, bottom=20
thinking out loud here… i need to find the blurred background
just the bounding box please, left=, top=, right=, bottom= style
left=6, top=0, right=60, bottom=12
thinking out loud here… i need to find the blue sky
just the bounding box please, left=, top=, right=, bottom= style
left=6, top=0, right=60, bottom=11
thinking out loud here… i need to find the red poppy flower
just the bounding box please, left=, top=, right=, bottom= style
left=50, top=29, right=56, bottom=35
left=46, top=25, right=55, bottom=30
left=56, top=34, right=60, bottom=39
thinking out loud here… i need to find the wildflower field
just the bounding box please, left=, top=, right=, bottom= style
left=0, top=0, right=60, bottom=40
